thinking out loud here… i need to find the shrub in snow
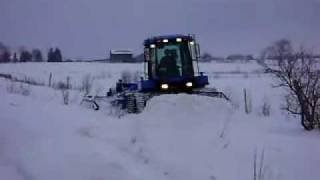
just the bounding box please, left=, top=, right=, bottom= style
left=53, top=77, right=71, bottom=105
left=263, top=39, right=320, bottom=130
left=54, top=81, right=68, bottom=90
left=61, top=89, right=69, bottom=105
left=6, top=82, right=31, bottom=96
left=80, top=74, right=94, bottom=95
left=253, top=148, right=277, bottom=180
left=261, top=100, right=271, bottom=117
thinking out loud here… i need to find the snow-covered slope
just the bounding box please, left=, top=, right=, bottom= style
left=1, top=62, right=320, bottom=180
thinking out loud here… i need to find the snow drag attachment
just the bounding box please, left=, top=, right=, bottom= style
left=80, top=95, right=100, bottom=111
left=192, top=87, right=230, bottom=101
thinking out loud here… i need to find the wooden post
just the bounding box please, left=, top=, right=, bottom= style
left=63, top=76, right=70, bottom=105
left=66, top=76, right=70, bottom=89
left=244, top=88, right=249, bottom=114
left=48, top=73, right=52, bottom=87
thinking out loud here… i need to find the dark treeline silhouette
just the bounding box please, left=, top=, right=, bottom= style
left=0, top=41, right=63, bottom=63
left=12, top=53, right=18, bottom=62
left=0, top=42, right=11, bottom=63
left=19, top=49, right=32, bottom=62
left=32, top=49, right=43, bottom=62
left=48, top=48, right=63, bottom=62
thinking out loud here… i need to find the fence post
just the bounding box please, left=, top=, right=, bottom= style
left=48, top=73, right=52, bottom=87
left=66, top=76, right=70, bottom=89
left=244, top=88, right=249, bottom=114
left=63, top=76, right=70, bottom=105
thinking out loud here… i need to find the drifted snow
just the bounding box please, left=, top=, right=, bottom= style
left=0, top=62, right=320, bottom=180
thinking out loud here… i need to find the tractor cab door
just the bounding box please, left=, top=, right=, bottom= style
left=145, top=42, right=194, bottom=80
left=157, top=45, right=182, bottom=78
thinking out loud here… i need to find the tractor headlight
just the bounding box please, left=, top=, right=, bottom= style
left=161, top=84, right=169, bottom=90
left=162, top=39, right=169, bottom=43
left=150, top=44, right=156, bottom=48
left=176, top=38, right=182, bottom=42
left=186, top=82, right=193, bottom=87
left=189, top=41, right=195, bottom=45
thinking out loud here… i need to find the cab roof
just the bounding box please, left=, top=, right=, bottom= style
left=144, top=34, right=193, bottom=46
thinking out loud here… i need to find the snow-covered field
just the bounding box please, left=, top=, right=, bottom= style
left=0, top=62, right=319, bottom=180
left=0, top=61, right=265, bottom=94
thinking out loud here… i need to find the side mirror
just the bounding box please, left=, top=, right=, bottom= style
left=144, top=48, right=150, bottom=62
left=195, top=44, right=201, bottom=59
left=189, top=42, right=197, bottom=61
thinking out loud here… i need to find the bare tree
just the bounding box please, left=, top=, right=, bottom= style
left=81, top=74, right=94, bottom=95
left=263, top=39, right=320, bottom=130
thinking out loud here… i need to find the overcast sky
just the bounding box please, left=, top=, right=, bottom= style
left=0, top=0, right=319, bottom=59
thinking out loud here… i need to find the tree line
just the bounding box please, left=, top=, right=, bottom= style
left=0, top=42, right=63, bottom=63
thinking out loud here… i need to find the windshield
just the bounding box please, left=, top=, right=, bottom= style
left=155, top=42, right=194, bottom=78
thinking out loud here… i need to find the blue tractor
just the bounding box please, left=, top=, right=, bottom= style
left=82, top=34, right=228, bottom=113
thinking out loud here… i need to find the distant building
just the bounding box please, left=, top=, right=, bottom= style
left=109, top=49, right=133, bottom=62
left=226, top=54, right=254, bottom=62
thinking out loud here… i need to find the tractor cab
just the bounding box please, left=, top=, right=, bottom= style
left=141, top=34, right=209, bottom=92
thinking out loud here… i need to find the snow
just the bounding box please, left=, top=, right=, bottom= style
left=1, top=61, right=320, bottom=180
